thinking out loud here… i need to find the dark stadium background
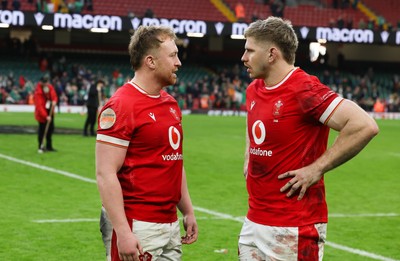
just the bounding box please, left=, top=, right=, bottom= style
left=0, top=0, right=399, bottom=114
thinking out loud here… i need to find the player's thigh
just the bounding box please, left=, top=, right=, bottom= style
left=239, top=218, right=326, bottom=261
left=239, top=242, right=266, bottom=261
left=297, top=223, right=326, bottom=261
left=238, top=218, right=267, bottom=260
left=132, top=220, right=181, bottom=259
left=256, top=223, right=326, bottom=261
left=159, top=221, right=182, bottom=260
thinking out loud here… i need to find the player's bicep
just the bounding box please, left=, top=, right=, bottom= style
left=96, top=142, right=127, bottom=177
left=326, top=99, right=367, bottom=131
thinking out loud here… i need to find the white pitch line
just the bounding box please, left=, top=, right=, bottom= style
left=329, top=213, right=399, bottom=218
left=0, top=153, right=96, bottom=184
left=34, top=218, right=98, bottom=223
left=33, top=216, right=236, bottom=223
left=1, top=153, right=399, bottom=261
left=32, top=213, right=399, bottom=224
left=193, top=206, right=245, bottom=223
left=326, top=242, right=399, bottom=261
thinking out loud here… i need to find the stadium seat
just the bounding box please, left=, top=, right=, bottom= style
left=362, top=0, right=398, bottom=26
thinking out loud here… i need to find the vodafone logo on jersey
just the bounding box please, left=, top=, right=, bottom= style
left=162, top=126, right=183, bottom=161
left=250, top=120, right=273, bottom=157
left=168, top=126, right=181, bottom=150
left=252, top=120, right=266, bottom=145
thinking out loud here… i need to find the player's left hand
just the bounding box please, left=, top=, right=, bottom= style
left=181, top=213, right=198, bottom=244
left=278, top=166, right=323, bottom=200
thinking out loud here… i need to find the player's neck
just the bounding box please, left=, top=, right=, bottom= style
left=131, top=76, right=161, bottom=96
left=264, top=64, right=295, bottom=87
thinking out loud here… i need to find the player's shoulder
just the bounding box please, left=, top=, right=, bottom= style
left=289, top=68, right=325, bottom=91
left=289, top=68, right=311, bottom=81
left=247, top=79, right=264, bottom=90
left=160, top=89, right=176, bottom=100
left=105, top=83, right=134, bottom=107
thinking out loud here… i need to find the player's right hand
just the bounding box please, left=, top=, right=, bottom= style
left=117, top=232, right=143, bottom=261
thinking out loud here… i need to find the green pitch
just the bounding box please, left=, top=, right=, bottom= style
left=0, top=112, right=399, bottom=260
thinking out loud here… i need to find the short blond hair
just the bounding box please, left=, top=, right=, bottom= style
left=245, top=16, right=298, bottom=64
left=128, top=25, right=177, bottom=70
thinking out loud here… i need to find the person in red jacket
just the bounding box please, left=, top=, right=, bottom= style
left=34, top=75, right=58, bottom=153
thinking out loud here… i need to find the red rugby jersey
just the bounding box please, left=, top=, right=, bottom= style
left=245, top=68, right=343, bottom=227
left=97, top=82, right=183, bottom=223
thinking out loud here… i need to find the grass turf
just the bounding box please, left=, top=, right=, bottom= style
left=0, top=112, right=399, bottom=260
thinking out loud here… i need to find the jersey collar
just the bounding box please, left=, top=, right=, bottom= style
left=128, top=81, right=161, bottom=98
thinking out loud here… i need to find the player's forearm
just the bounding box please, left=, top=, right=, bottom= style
left=244, top=150, right=249, bottom=177
left=243, top=127, right=250, bottom=177
left=96, top=171, right=130, bottom=235
left=96, top=143, right=130, bottom=234
left=178, top=171, right=195, bottom=216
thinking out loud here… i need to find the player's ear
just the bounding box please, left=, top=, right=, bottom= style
left=268, top=47, right=278, bottom=62
left=144, top=55, right=156, bottom=70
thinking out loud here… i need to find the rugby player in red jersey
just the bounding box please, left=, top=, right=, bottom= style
left=239, top=17, right=378, bottom=261
left=96, top=25, right=198, bottom=261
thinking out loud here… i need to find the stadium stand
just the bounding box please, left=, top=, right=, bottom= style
left=222, top=0, right=369, bottom=27
left=1, top=0, right=399, bottom=112
left=85, top=0, right=229, bottom=22
left=15, top=0, right=396, bottom=30
left=1, top=48, right=399, bottom=112
left=361, top=0, right=398, bottom=28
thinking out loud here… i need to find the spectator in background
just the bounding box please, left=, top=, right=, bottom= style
left=36, top=0, right=48, bottom=12
left=388, top=92, right=400, bottom=112
left=358, top=18, right=366, bottom=29
left=144, top=8, right=154, bottom=18
left=6, top=86, right=21, bottom=104
left=328, top=18, right=336, bottom=27
left=12, top=0, right=20, bottom=10
left=342, top=0, right=350, bottom=8
left=373, top=97, right=385, bottom=112
left=67, top=0, right=75, bottom=13
left=86, top=0, right=93, bottom=11
left=235, top=2, right=246, bottom=22
left=83, top=79, right=104, bottom=137
left=39, top=55, right=48, bottom=72
left=34, top=75, right=58, bottom=153
left=376, top=15, right=386, bottom=31
left=127, top=11, right=135, bottom=18
left=367, top=18, right=375, bottom=30
left=251, top=9, right=260, bottom=22
left=24, top=79, right=35, bottom=101
left=27, top=91, right=35, bottom=104
left=270, top=0, right=285, bottom=18
left=74, top=0, right=83, bottom=13
left=337, top=15, right=345, bottom=29
left=1, top=0, right=8, bottom=10
left=346, top=17, right=353, bottom=29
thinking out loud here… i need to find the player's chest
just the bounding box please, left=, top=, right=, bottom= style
left=132, top=103, right=182, bottom=145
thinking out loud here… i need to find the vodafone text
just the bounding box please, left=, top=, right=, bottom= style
left=249, top=147, right=273, bottom=157
left=162, top=152, right=183, bottom=161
